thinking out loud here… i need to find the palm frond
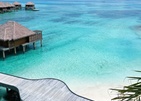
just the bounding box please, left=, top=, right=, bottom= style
left=112, top=71, right=141, bottom=101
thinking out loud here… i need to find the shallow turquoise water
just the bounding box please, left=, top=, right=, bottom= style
left=1, top=0, right=141, bottom=100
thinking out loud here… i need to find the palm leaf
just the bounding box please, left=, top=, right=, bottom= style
left=112, top=70, right=141, bottom=101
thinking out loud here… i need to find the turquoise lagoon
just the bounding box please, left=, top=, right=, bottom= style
left=1, top=0, right=141, bottom=100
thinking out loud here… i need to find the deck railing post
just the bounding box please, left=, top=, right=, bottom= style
left=40, top=39, right=42, bottom=47
left=33, top=42, right=36, bottom=50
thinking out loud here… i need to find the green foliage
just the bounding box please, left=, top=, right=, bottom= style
left=112, top=71, right=141, bottom=101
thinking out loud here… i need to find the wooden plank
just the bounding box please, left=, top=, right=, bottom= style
left=0, top=73, right=93, bottom=101
left=0, top=47, right=10, bottom=51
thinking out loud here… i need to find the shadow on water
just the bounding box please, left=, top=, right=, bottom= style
left=0, top=87, right=7, bottom=101
left=0, top=87, right=20, bottom=101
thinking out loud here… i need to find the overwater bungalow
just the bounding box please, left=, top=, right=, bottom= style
left=4, top=2, right=15, bottom=12
left=0, top=2, right=7, bottom=13
left=0, top=21, right=42, bottom=59
left=0, top=2, right=15, bottom=13
left=13, top=1, right=22, bottom=10
left=25, top=2, right=35, bottom=10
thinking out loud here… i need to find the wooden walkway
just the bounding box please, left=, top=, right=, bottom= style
left=0, top=73, right=93, bottom=101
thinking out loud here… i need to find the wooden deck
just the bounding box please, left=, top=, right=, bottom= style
left=0, top=73, right=93, bottom=101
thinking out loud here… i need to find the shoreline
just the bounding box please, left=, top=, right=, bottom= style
left=68, top=81, right=129, bottom=101
left=0, top=79, right=134, bottom=101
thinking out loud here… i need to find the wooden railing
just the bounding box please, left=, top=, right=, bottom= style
left=29, top=33, right=42, bottom=42
left=7, top=30, right=42, bottom=48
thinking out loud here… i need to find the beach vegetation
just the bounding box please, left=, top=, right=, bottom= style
left=111, top=71, right=141, bottom=101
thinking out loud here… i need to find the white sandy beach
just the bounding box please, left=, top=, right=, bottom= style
left=70, top=82, right=130, bottom=101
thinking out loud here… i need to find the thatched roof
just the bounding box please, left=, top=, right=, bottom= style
left=13, top=1, right=21, bottom=6
left=4, top=2, right=14, bottom=7
left=26, top=2, right=34, bottom=6
left=4, top=2, right=10, bottom=7
left=0, top=21, right=35, bottom=41
left=0, top=2, right=14, bottom=8
left=10, top=3, right=15, bottom=7
left=0, top=2, right=6, bottom=8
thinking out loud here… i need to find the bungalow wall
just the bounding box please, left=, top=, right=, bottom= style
left=0, top=33, right=42, bottom=48
left=25, top=5, right=35, bottom=10
left=8, top=37, right=28, bottom=48
left=6, top=7, right=14, bottom=12
left=15, top=5, right=22, bottom=10
left=0, top=40, right=8, bottom=47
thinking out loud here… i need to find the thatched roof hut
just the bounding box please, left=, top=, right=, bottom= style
left=0, top=2, right=6, bottom=8
left=9, top=3, right=15, bottom=7
left=25, top=2, right=35, bottom=10
left=0, top=2, right=8, bottom=13
left=4, top=2, right=15, bottom=11
left=0, top=21, right=35, bottom=41
left=0, top=2, right=14, bottom=8
left=0, top=2, right=15, bottom=13
left=4, top=2, right=9, bottom=7
left=13, top=1, right=21, bottom=9
left=4, top=2, right=11, bottom=7
left=0, top=21, right=42, bottom=59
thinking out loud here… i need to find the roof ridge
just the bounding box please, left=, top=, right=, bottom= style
left=4, top=28, right=9, bottom=41
left=13, top=21, right=15, bottom=40
left=7, top=21, right=15, bottom=40
left=4, top=28, right=7, bottom=41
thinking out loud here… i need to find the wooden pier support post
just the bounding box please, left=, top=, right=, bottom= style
left=23, top=46, right=25, bottom=53
left=14, top=47, right=17, bottom=54
left=40, top=40, right=42, bottom=47
left=2, top=51, right=5, bottom=60
left=33, top=42, right=36, bottom=50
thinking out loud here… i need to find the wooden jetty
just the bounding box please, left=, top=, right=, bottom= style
left=0, top=73, right=92, bottom=101
left=0, top=21, right=42, bottom=59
